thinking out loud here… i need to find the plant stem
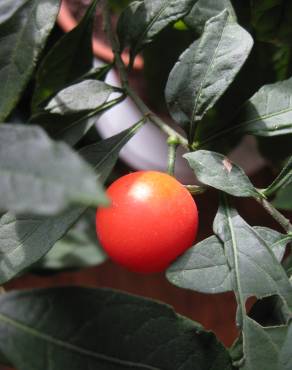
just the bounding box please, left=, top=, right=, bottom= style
left=256, top=197, right=292, bottom=234
left=103, top=3, right=189, bottom=150
left=167, top=136, right=178, bottom=176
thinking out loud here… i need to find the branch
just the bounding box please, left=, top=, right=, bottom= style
left=103, top=3, right=189, bottom=150
left=167, top=136, right=178, bottom=176
left=256, top=197, right=292, bottom=234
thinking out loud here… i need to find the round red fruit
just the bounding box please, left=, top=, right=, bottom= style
left=96, top=171, right=198, bottom=273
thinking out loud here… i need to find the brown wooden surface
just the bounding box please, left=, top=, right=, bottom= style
left=1, top=167, right=291, bottom=369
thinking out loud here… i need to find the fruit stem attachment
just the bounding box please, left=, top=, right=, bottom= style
left=256, top=197, right=292, bottom=234
left=185, top=185, right=206, bottom=195
left=167, top=136, right=178, bottom=176
left=103, top=3, right=189, bottom=150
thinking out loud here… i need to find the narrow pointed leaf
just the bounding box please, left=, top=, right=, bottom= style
left=79, top=64, right=112, bottom=82
left=0, top=125, right=107, bottom=215
left=32, top=0, right=99, bottom=109
left=167, top=227, right=289, bottom=294
left=236, top=78, right=292, bottom=137
left=264, top=156, right=292, bottom=196
left=165, top=10, right=253, bottom=141
left=43, top=80, right=114, bottom=115
left=184, top=150, right=260, bottom=197
left=117, top=0, right=196, bottom=58
left=0, top=0, right=60, bottom=121
left=0, top=123, right=142, bottom=284
left=30, top=80, right=116, bottom=146
left=0, top=287, right=232, bottom=370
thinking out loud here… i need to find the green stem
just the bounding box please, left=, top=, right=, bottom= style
left=103, top=3, right=189, bottom=150
left=262, top=176, right=291, bottom=198
left=167, top=136, right=178, bottom=176
left=256, top=197, right=292, bottom=234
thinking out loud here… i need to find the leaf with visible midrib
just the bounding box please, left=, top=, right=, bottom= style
left=0, top=124, right=107, bottom=215
left=235, top=77, right=292, bottom=137
left=0, top=287, right=232, bottom=370
left=0, top=122, right=142, bottom=284
left=214, top=200, right=292, bottom=311
left=0, top=0, right=60, bottom=121
left=214, top=198, right=292, bottom=370
left=167, top=227, right=290, bottom=294
left=117, top=0, right=196, bottom=59
left=165, top=10, right=253, bottom=142
left=30, top=79, right=117, bottom=146
left=184, top=150, right=260, bottom=198
left=32, top=0, right=99, bottom=110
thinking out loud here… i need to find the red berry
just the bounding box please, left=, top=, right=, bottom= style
left=96, top=171, right=198, bottom=273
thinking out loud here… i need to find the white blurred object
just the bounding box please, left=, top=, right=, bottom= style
left=96, top=61, right=266, bottom=183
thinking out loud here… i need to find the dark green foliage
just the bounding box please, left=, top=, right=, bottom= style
left=0, top=1, right=291, bottom=369
left=0, top=287, right=232, bottom=370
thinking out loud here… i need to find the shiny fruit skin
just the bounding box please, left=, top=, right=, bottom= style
left=96, top=171, right=198, bottom=273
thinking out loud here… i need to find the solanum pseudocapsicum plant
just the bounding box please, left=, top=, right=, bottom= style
left=0, top=0, right=291, bottom=369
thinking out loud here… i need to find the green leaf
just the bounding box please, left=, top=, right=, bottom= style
left=230, top=320, right=292, bottom=370
left=283, top=250, right=292, bottom=278
left=30, top=80, right=117, bottom=146
left=0, top=208, right=86, bottom=283
left=240, top=318, right=292, bottom=370
left=37, top=210, right=107, bottom=270
left=0, top=123, right=142, bottom=284
left=0, top=124, right=107, bottom=215
left=251, top=0, right=292, bottom=46
left=167, top=227, right=289, bottom=294
left=264, top=156, right=292, bottom=197
left=214, top=198, right=292, bottom=370
left=273, top=45, right=292, bottom=80
left=32, top=0, right=99, bottom=109
left=235, top=77, right=292, bottom=137
left=117, top=0, right=196, bottom=60
left=0, top=287, right=232, bottom=370
left=80, top=63, right=112, bottom=82
left=165, top=10, right=253, bottom=142
left=42, top=80, right=114, bottom=115
left=214, top=199, right=292, bottom=314
left=184, top=150, right=260, bottom=197
left=0, top=0, right=60, bottom=121
left=184, top=0, right=236, bottom=34
left=273, top=183, right=292, bottom=211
